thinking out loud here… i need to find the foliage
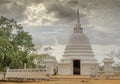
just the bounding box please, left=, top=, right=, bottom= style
left=0, top=16, right=35, bottom=71
left=99, top=66, right=104, bottom=71
left=108, top=50, right=120, bottom=70
left=29, top=53, right=56, bottom=68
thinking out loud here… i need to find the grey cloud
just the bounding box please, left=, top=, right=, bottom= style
left=0, top=0, right=120, bottom=24
left=0, top=0, right=27, bottom=21
left=41, top=0, right=120, bottom=27
left=0, top=0, right=10, bottom=5
left=85, top=28, right=120, bottom=46
left=44, top=0, right=87, bottom=24
left=0, top=0, right=120, bottom=47
left=0, top=0, right=44, bottom=21
left=66, top=0, right=90, bottom=9
left=45, top=3, right=75, bottom=24
left=0, top=0, right=87, bottom=24
left=41, top=18, right=51, bottom=24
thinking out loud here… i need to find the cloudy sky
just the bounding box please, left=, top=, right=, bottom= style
left=0, top=0, right=120, bottom=62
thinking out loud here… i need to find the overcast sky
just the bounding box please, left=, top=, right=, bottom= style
left=0, top=0, right=120, bottom=62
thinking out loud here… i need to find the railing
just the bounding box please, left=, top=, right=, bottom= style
left=90, top=71, right=120, bottom=79
left=0, top=72, right=5, bottom=80
left=5, top=68, right=50, bottom=81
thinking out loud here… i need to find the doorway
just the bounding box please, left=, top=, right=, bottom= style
left=73, top=60, right=80, bottom=75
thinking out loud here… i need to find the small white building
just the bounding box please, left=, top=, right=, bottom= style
left=102, top=58, right=114, bottom=75
left=45, top=59, right=57, bottom=74
left=58, top=9, right=98, bottom=75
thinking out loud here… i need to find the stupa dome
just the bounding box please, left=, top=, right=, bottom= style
left=68, top=32, right=90, bottom=46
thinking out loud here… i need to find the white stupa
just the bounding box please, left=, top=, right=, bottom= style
left=58, top=9, right=98, bottom=75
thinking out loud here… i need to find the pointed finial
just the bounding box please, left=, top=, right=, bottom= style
left=77, top=8, right=80, bottom=24
left=76, top=8, right=81, bottom=27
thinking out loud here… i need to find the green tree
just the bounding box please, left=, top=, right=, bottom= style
left=0, top=16, right=35, bottom=71
left=0, top=37, right=13, bottom=71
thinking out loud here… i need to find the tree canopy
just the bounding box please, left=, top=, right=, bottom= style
left=0, top=16, right=35, bottom=71
left=30, top=53, right=56, bottom=68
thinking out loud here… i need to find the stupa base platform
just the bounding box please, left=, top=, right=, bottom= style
left=50, top=75, right=90, bottom=80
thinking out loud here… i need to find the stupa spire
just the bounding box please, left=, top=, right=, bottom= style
left=74, top=8, right=83, bottom=33
left=77, top=8, right=80, bottom=25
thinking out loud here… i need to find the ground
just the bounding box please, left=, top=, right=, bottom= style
left=0, top=75, right=120, bottom=84
left=0, top=80, right=120, bottom=84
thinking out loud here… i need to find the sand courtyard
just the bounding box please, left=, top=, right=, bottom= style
left=0, top=79, right=120, bottom=84
left=0, top=75, right=120, bottom=84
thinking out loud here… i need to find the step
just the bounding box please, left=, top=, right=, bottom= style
left=50, top=75, right=90, bottom=80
